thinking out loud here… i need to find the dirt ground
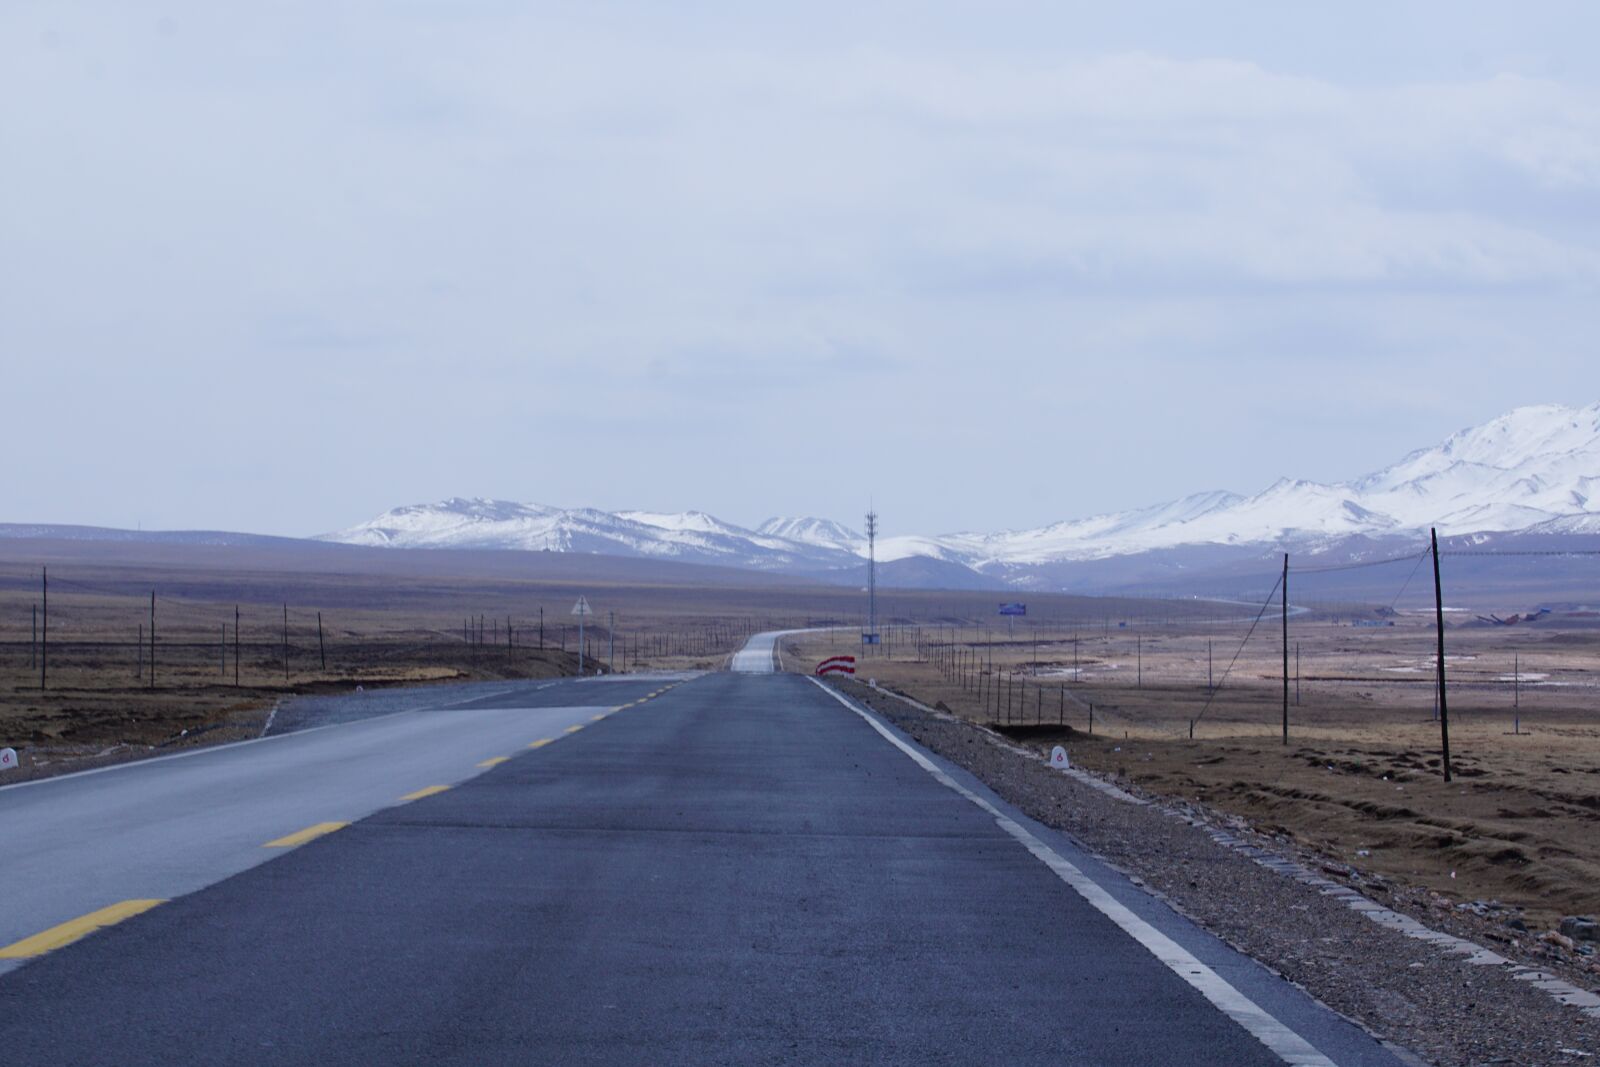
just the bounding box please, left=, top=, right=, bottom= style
left=1, top=541, right=1213, bottom=781
left=785, top=615, right=1600, bottom=934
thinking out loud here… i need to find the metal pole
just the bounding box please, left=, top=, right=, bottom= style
left=865, top=509, right=878, bottom=654
left=1431, top=529, right=1452, bottom=782
left=608, top=611, right=614, bottom=674
left=235, top=605, right=240, bottom=686
left=40, top=567, right=47, bottom=690
left=1282, top=553, right=1289, bottom=745
left=149, top=591, right=156, bottom=689
left=578, top=610, right=585, bottom=675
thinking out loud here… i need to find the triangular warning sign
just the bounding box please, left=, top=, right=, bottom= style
left=571, top=596, right=593, bottom=617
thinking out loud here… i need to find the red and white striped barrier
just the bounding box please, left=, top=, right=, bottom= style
left=815, top=655, right=856, bottom=677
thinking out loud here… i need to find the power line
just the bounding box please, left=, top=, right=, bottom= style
left=1291, top=547, right=1431, bottom=575
left=1441, top=549, right=1600, bottom=558
left=1190, top=569, right=1284, bottom=732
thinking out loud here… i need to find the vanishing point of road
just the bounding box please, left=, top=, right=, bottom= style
left=0, top=634, right=1408, bottom=1065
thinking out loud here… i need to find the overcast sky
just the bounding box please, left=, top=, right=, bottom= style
left=5, top=2, right=1598, bottom=537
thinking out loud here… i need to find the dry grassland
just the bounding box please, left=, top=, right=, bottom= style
left=784, top=616, right=1600, bottom=932
left=0, top=540, right=1189, bottom=781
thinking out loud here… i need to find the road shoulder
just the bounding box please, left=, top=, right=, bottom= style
left=825, top=677, right=1599, bottom=1066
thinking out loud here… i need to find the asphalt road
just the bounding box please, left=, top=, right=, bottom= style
left=0, top=660, right=1406, bottom=1065
left=0, top=675, right=673, bottom=978
left=728, top=628, right=781, bottom=672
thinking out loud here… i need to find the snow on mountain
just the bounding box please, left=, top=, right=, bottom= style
left=325, top=499, right=856, bottom=570
left=756, top=517, right=863, bottom=550
left=321, top=403, right=1600, bottom=581
left=978, top=402, right=1600, bottom=563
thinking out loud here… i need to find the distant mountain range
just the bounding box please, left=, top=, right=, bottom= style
left=317, top=403, right=1600, bottom=592
left=8, top=403, right=1599, bottom=598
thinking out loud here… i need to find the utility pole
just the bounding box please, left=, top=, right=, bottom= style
left=1513, top=651, right=1521, bottom=735
left=539, top=606, right=544, bottom=650
left=1431, top=529, right=1452, bottom=782
left=235, top=605, right=240, bottom=686
left=1282, top=553, right=1289, bottom=745
left=317, top=612, right=326, bottom=671
left=149, top=591, right=156, bottom=689
left=39, top=568, right=47, bottom=690
left=865, top=508, right=878, bottom=654
left=282, top=603, right=289, bottom=682
left=608, top=610, right=614, bottom=674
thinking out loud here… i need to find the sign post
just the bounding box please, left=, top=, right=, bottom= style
left=571, top=596, right=593, bottom=675
left=999, top=602, right=1026, bottom=638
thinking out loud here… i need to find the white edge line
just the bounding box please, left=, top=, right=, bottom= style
left=863, top=682, right=1600, bottom=1027
left=808, top=676, right=1338, bottom=1067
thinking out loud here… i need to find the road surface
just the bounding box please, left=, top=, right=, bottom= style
left=0, top=675, right=674, bottom=978
left=0, top=652, right=1405, bottom=1064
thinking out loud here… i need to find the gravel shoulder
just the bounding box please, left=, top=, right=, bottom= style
left=831, top=677, right=1600, bottom=1066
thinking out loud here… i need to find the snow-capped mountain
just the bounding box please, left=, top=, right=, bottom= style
left=329, top=498, right=854, bottom=571
left=320, top=403, right=1600, bottom=588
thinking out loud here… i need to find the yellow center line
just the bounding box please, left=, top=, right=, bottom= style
left=590, top=713, right=607, bottom=722
left=0, top=900, right=166, bottom=959
left=528, top=739, right=553, bottom=748
left=477, top=756, right=510, bottom=768
left=262, top=821, right=349, bottom=848
left=564, top=724, right=584, bottom=734
left=399, top=785, right=451, bottom=801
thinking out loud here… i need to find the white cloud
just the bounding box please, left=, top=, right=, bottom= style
left=2, top=2, right=1598, bottom=534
